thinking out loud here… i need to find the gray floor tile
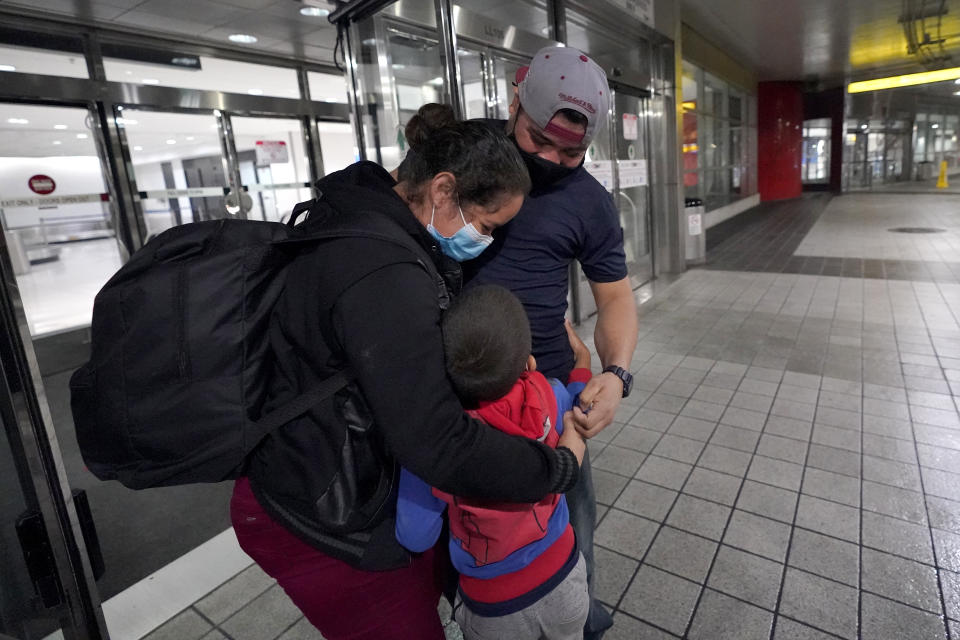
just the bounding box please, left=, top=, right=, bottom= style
left=772, top=398, right=817, bottom=422
left=593, top=546, right=640, bottom=607
left=864, top=397, right=911, bottom=420
left=143, top=609, right=213, bottom=640
left=684, top=467, right=742, bottom=506
left=788, top=528, right=859, bottom=587
left=611, top=426, right=662, bottom=452
left=682, top=399, right=727, bottom=422
left=739, top=377, right=779, bottom=397
left=764, top=415, right=813, bottom=442
left=863, top=455, right=922, bottom=492
left=724, top=509, right=792, bottom=562
left=860, top=592, right=947, bottom=640
left=737, top=480, right=798, bottom=524
left=605, top=613, right=676, bottom=640
left=811, top=423, right=860, bottom=453
left=746, top=365, right=782, bottom=382
left=942, top=568, right=960, bottom=622
left=687, top=589, right=774, bottom=640
left=277, top=618, right=325, bottom=640
left=757, top=433, right=809, bottom=464
left=796, top=494, right=859, bottom=542
left=862, top=511, right=935, bottom=565
left=821, top=377, right=862, bottom=396
left=721, top=406, right=768, bottom=431
left=912, top=405, right=960, bottom=429
left=780, top=568, right=858, bottom=639
left=620, top=564, right=700, bottom=636
left=707, top=544, right=783, bottom=610
left=905, top=375, right=951, bottom=395
left=815, top=407, right=863, bottom=432
left=645, top=526, right=718, bottom=583
left=614, top=480, right=678, bottom=522
left=908, top=390, right=956, bottom=411
left=862, top=415, right=914, bottom=441
left=644, top=392, right=688, bottom=414
left=595, top=508, right=659, bottom=559
left=651, top=434, right=706, bottom=464
left=693, top=384, right=736, bottom=406
left=731, top=391, right=775, bottom=413
left=817, top=390, right=862, bottom=412
left=221, top=585, right=303, bottom=640
left=861, top=548, right=942, bottom=612
left=634, top=454, right=692, bottom=490
left=914, top=423, right=960, bottom=450
left=801, top=467, right=860, bottom=507
left=863, top=432, right=918, bottom=464
left=747, top=456, right=804, bottom=492
left=594, top=444, right=646, bottom=477
left=629, top=408, right=677, bottom=432
left=594, top=468, right=631, bottom=506
left=933, top=528, right=960, bottom=572
left=667, top=415, right=716, bottom=442
left=200, top=631, right=230, bottom=640
left=864, top=383, right=907, bottom=402
left=195, top=565, right=275, bottom=625
left=922, top=467, right=960, bottom=502
left=704, top=371, right=746, bottom=391
left=862, top=480, right=928, bottom=524
left=681, top=356, right=717, bottom=372
left=659, top=379, right=699, bottom=398
left=917, top=443, right=960, bottom=473
left=777, top=384, right=819, bottom=405
left=666, top=494, right=732, bottom=541
left=698, top=444, right=753, bottom=477
left=710, top=424, right=762, bottom=452
left=928, top=496, right=960, bottom=534
left=783, top=371, right=821, bottom=389
left=773, top=616, right=838, bottom=639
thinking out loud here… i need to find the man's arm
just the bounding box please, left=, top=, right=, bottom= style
left=570, top=277, right=638, bottom=438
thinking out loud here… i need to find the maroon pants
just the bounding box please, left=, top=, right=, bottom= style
left=230, top=478, right=446, bottom=640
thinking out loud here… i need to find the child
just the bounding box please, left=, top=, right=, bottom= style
left=396, top=284, right=591, bottom=640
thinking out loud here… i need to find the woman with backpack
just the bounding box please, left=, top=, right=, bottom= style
left=230, top=104, right=586, bottom=639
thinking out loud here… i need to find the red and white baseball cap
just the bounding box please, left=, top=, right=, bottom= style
left=515, top=46, right=610, bottom=145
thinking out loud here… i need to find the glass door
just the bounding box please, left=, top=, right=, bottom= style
left=119, top=109, right=231, bottom=238
left=231, top=116, right=312, bottom=223
left=614, top=89, right=654, bottom=288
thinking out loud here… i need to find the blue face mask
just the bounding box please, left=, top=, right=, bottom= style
left=427, top=204, right=494, bottom=262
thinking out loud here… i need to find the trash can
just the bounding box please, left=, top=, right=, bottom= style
left=685, top=197, right=706, bottom=265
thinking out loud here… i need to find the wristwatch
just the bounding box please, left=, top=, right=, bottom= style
left=603, top=365, right=633, bottom=398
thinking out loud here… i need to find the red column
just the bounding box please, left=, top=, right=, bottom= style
left=758, top=82, right=803, bottom=201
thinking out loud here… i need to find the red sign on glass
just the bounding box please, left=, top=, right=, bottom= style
left=28, top=174, right=56, bottom=195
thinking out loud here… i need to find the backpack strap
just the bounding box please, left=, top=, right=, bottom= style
left=247, top=366, right=355, bottom=456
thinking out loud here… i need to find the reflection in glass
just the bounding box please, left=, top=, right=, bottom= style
left=232, top=117, right=311, bottom=223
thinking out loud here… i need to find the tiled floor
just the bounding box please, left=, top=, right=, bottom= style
left=142, top=194, right=960, bottom=640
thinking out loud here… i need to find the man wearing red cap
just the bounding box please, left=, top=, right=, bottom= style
left=465, top=45, right=638, bottom=640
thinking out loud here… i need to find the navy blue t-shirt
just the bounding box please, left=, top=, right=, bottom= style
left=463, top=164, right=627, bottom=381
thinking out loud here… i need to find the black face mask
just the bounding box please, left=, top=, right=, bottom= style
left=510, top=136, right=582, bottom=188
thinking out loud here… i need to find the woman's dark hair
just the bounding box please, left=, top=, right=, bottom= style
left=442, top=285, right=532, bottom=408
left=398, top=103, right=531, bottom=210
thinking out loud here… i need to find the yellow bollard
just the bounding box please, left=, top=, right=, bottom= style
left=937, top=160, right=949, bottom=188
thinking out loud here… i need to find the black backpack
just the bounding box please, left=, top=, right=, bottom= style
left=69, top=201, right=439, bottom=491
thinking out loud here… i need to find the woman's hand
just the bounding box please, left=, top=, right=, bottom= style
left=565, top=319, right=591, bottom=371
left=558, top=411, right=586, bottom=465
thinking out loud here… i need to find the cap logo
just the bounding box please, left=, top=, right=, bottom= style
left=558, top=92, right=596, bottom=114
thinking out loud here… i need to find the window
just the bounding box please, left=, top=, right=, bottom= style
left=681, top=61, right=757, bottom=210
left=802, top=118, right=831, bottom=184
left=0, top=43, right=88, bottom=79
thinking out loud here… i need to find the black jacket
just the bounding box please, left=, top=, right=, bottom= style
left=246, top=162, right=578, bottom=570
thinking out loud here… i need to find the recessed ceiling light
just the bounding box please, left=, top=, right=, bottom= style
left=229, top=33, right=258, bottom=44
left=392, top=64, right=406, bottom=70
left=300, top=6, right=330, bottom=17
left=248, top=88, right=264, bottom=95
left=52, top=140, right=62, bottom=145
left=186, top=136, right=195, bottom=141
left=134, top=145, right=143, bottom=151
left=54, top=124, right=67, bottom=129
left=125, top=70, right=133, bottom=75
left=955, top=90, right=960, bottom=96
left=0, top=64, right=15, bottom=72
left=166, top=139, right=177, bottom=145
left=932, top=123, right=940, bottom=129
left=76, top=133, right=88, bottom=139
left=117, top=118, right=138, bottom=125
left=7, top=118, right=28, bottom=124
left=142, top=78, right=160, bottom=85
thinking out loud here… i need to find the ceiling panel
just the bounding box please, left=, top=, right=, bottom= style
left=682, top=0, right=960, bottom=83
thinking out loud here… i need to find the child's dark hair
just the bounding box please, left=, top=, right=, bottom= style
left=442, top=285, right=532, bottom=407
left=398, top=103, right=531, bottom=211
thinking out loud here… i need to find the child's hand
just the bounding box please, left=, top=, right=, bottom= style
left=558, top=411, right=586, bottom=465
left=565, top=319, right=591, bottom=370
